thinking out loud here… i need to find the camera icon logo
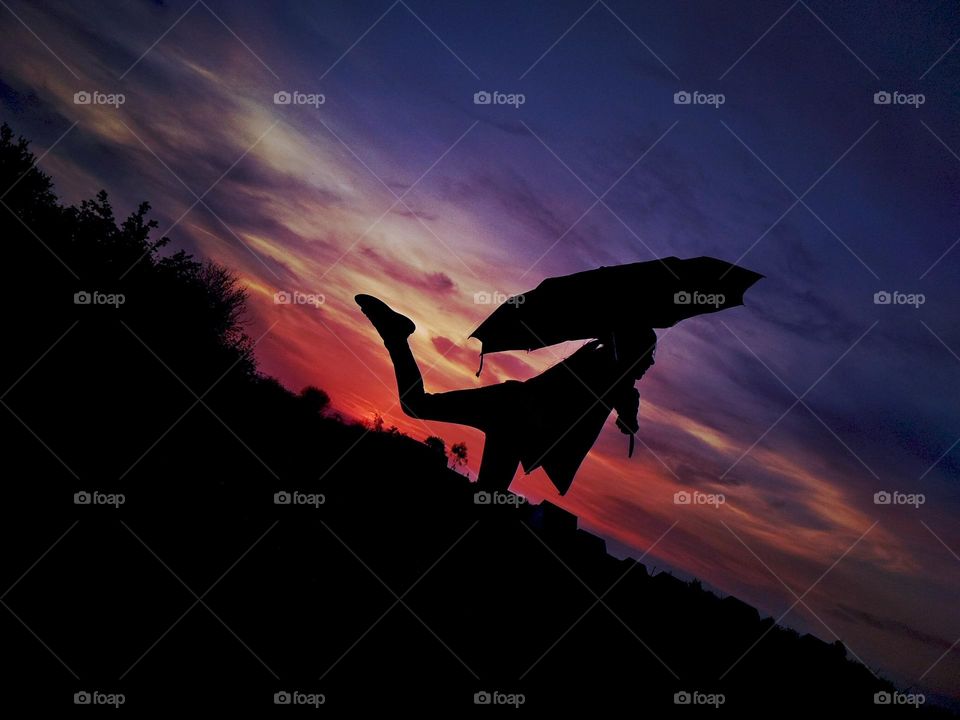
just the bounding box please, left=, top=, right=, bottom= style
left=74, top=691, right=92, bottom=704
left=873, top=290, right=891, bottom=305
left=473, top=291, right=492, bottom=304
left=474, top=690, right=492, bottom=704
left=673, top=91, right=691, bottom=105
left=274, top=690, right=291, bottom=704
left=873, top=91, right=892, bottom=105
left=874, top=691, right=891, bottom=704
left=673, top=290, right=691, bottom=304
left=673, top=491, right=691, bottom=504
left=274, top=291, right=292, bottom=304
left=873, top=490, right=891, bottom=505
left=274, top=491, right=292, bottom=505
left=274, top=91, right=292, bottom=105
left=474, top=491, right=491, bottom=505
left=73, top=91, right=91, bottom=105
left=74, top=491, right=92, bottom=505
left=674, top=691, right=692, bottom=704
left=74, top=291, right=92, bottom=305
left=473, top=91, right=492, bottom=105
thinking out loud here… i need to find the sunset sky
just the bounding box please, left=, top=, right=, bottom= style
left=2, top=0, right=959, bottom=704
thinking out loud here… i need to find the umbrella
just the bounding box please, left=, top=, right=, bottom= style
left=470, top=256, right=763, bottom=361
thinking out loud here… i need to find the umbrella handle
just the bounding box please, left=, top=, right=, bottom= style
left=628, top=433, right=635, bottom=458
left=475, top=353, right=484, bottom=378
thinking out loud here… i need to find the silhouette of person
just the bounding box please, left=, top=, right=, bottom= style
left=356, top=294, right=656, bottom=495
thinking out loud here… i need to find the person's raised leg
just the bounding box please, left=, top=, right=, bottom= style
left=356, top=294, right=423, bottom=408
left=356, top=294, right=496, bottom=428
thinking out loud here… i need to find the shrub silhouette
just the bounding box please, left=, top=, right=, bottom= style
left=299, top=385, right=331, bottom=415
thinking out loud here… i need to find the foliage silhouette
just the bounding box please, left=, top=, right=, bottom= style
left=424, top=435, right=447, bottom=458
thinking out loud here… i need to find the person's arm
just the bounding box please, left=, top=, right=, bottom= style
left=612, top=384, right=640, bottom=457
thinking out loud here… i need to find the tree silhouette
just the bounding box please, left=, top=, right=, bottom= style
left=450, top=441, right=468, bottom=469
left=424, top=435, right=446, bottom=457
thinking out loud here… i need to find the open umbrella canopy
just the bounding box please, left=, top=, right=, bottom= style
left=470, top=256, right=763, bottom=355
